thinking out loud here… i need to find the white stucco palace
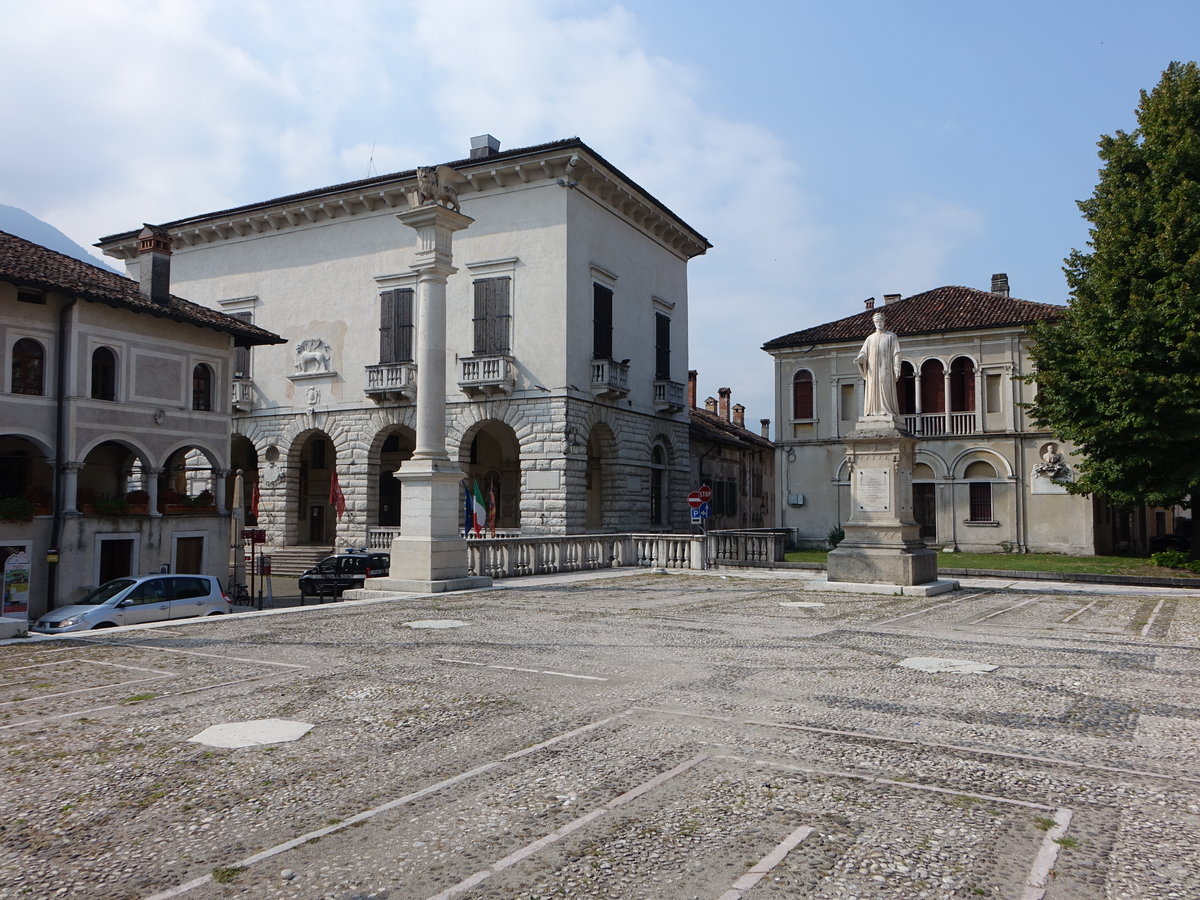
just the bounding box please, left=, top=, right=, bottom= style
left=764, top=277, right=1164, bottom=555
left=97, top=137, right=711, bottom=554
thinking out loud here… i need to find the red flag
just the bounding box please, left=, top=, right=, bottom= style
left=487, top=481, right=497, bottom=536
left=330, top=471, right=346, bottom=520
left=250, top=480, right=260, bottom=519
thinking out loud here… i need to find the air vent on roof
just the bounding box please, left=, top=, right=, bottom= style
left=991, top=273, right=1010, bottom=297
left=883, top=293, right=901, bottom=305
left=470, top=134, right=500, bottom=159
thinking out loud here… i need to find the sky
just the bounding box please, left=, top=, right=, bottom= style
left=3, top=0, right=1198, bottom=424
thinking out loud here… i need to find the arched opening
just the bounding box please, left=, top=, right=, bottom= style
left=792, top=370, right=814, bottom=420
left=964, top=459, right=997, bottom=523
left=230, top=435, right=259, bottom=526
left=897, top=361, right=916, bottom=415
left=912, top=460, right=936, bottom=541
left=919, top=359, right=945, bottom=413
left=649, top=443, right=667, bottom=527
left=91, top=347, right=117, bottom=401
left=373, top=427, right=415, bottom=527
left=460, top=421, right=521, bottom=530
left=585, top=424, right=616, bottom=530
left=192, top=363, right=214, bottom=412
left=0, top=435, right=54, bottom=516
left=78, top=440, right=142, bottom=513
left=290, top=431, right=337, bottom=544
left=950, top=357, right=976, bottom=412
left=12, top=339, right=45, bottom=396
left=159, top=446, right=217, bottom=513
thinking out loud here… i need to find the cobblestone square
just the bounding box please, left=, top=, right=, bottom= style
left=1, top=570, right=1197, bottom=899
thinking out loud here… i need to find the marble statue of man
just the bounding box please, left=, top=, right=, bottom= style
left=855, top=311, right=902, bottom=417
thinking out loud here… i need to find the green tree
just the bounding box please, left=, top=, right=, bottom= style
left=1027, top=61, right=1200, bottom=549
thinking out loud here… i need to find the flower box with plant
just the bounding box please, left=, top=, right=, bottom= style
left=0, top=496, right=36, bottom=523
left=125, top=489, right=150, bottom=515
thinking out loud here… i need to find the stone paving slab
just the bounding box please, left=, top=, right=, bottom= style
left=0, top=571, right=1196, bottom=899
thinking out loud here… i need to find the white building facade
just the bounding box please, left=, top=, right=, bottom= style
left=764, top=280, right=1141, bottom=555
left=98, top=137, right=710, bottom=552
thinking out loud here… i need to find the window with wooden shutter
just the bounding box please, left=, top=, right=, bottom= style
left=473, top=277, right=511, bottom=355
left=379, top=289, right=414, bottom=363
left=593, top=284, right=613, bottom=359
left=655, top=313, right=670, bottom=379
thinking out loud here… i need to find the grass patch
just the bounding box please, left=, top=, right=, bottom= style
left=119, top=693, right=158, bottom=705
left=783, top=549, right=1192, bottom=577
left=211, top=866, right=244, bottom=884
left=1054, top=836, right=1080, bottom=848
left=1033, top=816, right=1056, bottom=831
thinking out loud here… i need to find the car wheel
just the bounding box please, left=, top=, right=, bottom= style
left=91, top=622, right=117, bottom=629
left=206, top=611, right=225, bottom=616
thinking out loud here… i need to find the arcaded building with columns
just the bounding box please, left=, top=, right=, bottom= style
left=97, top=137, right=710, bottom=555
left=764, top=277, right=1166, bottom=555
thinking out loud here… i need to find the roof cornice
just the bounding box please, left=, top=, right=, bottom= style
left=96, top=139, right=711, bottom=262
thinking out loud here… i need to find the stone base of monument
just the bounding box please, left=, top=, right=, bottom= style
left=826, top=416, right=948, bottom=590
left=827, top=533, right=940, bottom=586
left=349, top=459, right=492, bottom=596
left=806, top=575, right=959, bottom=597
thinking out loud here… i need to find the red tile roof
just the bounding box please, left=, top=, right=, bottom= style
left=689, top=407, right=774, bottom=450
left=762, top=285, right=1063, bottom=351
left=1, top=231, right=284, bottom=346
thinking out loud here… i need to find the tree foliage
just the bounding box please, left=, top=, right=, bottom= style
left=1027, top=61, right=1200, bottom=511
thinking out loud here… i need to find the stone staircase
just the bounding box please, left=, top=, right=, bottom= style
left=261, top=546, right=334, bottom=576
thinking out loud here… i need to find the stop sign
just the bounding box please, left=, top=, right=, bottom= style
left=687, top=491, right=702, bottom=509
left=698, top=484, right=713, bottom=503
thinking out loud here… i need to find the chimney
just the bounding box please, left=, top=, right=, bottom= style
left=718, top=387, right=732, bottom=421
left=733, top=404, right=745, bottom=428
left=705, top=396, right=718, bottom=414
left=883, top=293, right=901, bottom=305
left=760, top=418, right=771, bottom=440
left=470, top=134, right=500, bottom=159
left=137, top=224, right=172, bottom=305
left=864, top=297, right=875, bottom=310
left=991, top=273, right=1010, bottom=297
left=688, top=369, right=698, bottom=409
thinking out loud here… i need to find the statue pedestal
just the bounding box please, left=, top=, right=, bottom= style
left=827, top=416, right=939, bottom=586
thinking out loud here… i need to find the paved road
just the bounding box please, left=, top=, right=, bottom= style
left=1, top=569, right=1197, bottom=899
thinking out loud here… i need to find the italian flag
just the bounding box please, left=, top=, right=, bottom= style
left=471, top=480, right=487, bottom=535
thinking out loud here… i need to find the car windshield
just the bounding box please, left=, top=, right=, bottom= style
left=76, top=579, right=137, bottom=605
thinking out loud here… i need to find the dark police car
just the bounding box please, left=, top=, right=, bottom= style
left=298, top=549, right=390, bottom=599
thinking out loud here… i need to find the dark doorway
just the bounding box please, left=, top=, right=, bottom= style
left=309, top=505, right=326, bottom=543
left=913, top=484, right=936, bottom=541
left=99, top=538, right=134, bottom=584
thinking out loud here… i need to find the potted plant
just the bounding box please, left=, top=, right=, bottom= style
left=93, top=495, right=130, bottom=517
left=125, top=489, right=150, bottom=515
left=25, top=485, right=52, bottom=516
left=0, top=496, right=35, bottom=523
left=183, top=489, right=216, bottom=512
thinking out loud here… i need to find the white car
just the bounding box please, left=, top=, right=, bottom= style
left=33, top=574, right=231, bottom=633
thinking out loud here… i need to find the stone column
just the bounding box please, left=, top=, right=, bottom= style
left=147, top=468, right=162, bottom=517
left=61, top=463, right=82, bottom=515
left=363, top=203, right=491, bottom=593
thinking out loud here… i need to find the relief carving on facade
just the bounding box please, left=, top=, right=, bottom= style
left=1031, top=442, right=1072, bottom=494
left=292, top=338, right=334, bottom=376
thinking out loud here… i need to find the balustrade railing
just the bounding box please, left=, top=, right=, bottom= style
left=590, top=359, right=630, bottom=397
left=459, top=355, right=515, bottom=395
left=365, top=362, right=417, bottom=400
left=467, top=533, right=703, bottom=580
left=654, top=379, right=685, bottom=411
left=708, top=530, right=787, bottom=564
left=901, top=411, right=978, bottom=436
